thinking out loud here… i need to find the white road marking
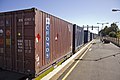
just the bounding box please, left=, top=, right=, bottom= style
left=89, top=48, right=92, bottom=51
left=62, top=44, right=92, bottom=80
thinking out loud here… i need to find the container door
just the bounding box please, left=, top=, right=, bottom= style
left=15, top=11, right=35, bottom=74
left=0, top=14, right=13, bottom=70
left=4, top=14, right=13, bottom=70
left=15, top=13, right=25, bottom=73
left=0, top=14, right=5, bottom=69
left=23, top=12, right=35, bottom=75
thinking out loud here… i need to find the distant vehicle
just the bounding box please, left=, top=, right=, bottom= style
left=102, top=37, right=110, bottom=43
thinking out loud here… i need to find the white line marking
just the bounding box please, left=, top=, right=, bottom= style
left=62, top=44, right=92, bottom=80
left=89, top=48, right=92, bottom=51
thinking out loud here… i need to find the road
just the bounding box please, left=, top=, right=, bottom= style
left=58, top=39, right=120, bottom=80
left=0, top=70, right=27, bottom=80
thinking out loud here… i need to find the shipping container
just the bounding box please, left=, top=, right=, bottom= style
left=72, top=24, right=84, bottom=53
left=90, top=32, right=93, bottom=41
left=84, top=30, right=90, bottom=43
left=0, top=8, right=73, bottom=78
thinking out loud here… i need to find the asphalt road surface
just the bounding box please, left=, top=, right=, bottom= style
left=58, top=39, right=120, bottom=80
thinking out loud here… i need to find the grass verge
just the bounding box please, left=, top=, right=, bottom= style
left=35, top=59, right=65, bottom=80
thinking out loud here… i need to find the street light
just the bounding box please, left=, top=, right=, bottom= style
left=97, top=22, right=109, bottom=29
left=112, top=9, right=120, bottom=12
left=114, top=22, right=119, bottom=24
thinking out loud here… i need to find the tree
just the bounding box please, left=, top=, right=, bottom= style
left=110, top=23, right=119, bottom=33
left=104, top=26, right=109, bottom=35
left=99, top=29, right=106, bottom=36
left=99, top=23, right=119, bottom=38
left=109, top=31, right=117, bottom=38
left=116, top=31, right=120, bottom=38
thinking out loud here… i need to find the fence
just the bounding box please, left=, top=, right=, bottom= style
left=106, top=37, right=120, bottom=47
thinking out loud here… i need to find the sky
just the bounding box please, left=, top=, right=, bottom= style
left=0, top=0, right=120, bottom=33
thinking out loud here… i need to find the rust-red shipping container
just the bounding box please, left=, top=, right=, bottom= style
left=0, top=8, right=73, bottom=77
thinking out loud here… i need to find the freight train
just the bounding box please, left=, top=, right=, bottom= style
left=0, top=8, right=97, bottom=79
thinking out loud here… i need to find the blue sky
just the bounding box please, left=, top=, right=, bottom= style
left=0, top=0, right=120, bottom=33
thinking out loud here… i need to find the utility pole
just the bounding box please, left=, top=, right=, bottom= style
left=83, top=25, right=99, bottom=34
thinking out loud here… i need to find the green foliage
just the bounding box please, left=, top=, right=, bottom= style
left=110, top=23, right=119, bottom=32
left=116, top=31, right=120, bottom=38
left=35, top=59, right=64, bottom=80
left=109, top=31, right=117, bottom=38
left=35, top=67, right=54, bottom=80
left=99, top=23, right=119, bottom=38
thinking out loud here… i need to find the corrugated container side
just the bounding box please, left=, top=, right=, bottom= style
left=90, top=33, right=93, bottom=41
left=74, top=25, right=83, bottom=49
left=73, top=24, right=84, bottom=53
left=51, top=15, right=56, bottom=61
left=50, top=15, right=54, bottom=61
left=34, top=9, right=73, bottom=75
left=35, top=9, right=44, bottom=74
left=0, top=12, right=15, bottom=70
left=76, top=25, right=84, bottom=48
left=0, top=13, right=6, bottom=69
left=0, top=8, right=73, bottom=78
left=81, top=26, right=84, bottom=45
left=55, top=18, right=59, bottom=59
left=54, top=17, right=57, bottom=60
left=15, top=10, right=35, bottom=75
left=0, top=13, right=4, bottom=68
left=82, top=28, right=84, bottom=44
left=0, top=9, right=36, bottom=77
left=48, top=15, right=73, bottom=61
left=84, top=30, right=87, bottom=43
left=88, top=31, right=90, bottom=42
left=58, top=18, right=61, bottom=57
left=84, top=30, right=90, bottom=43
